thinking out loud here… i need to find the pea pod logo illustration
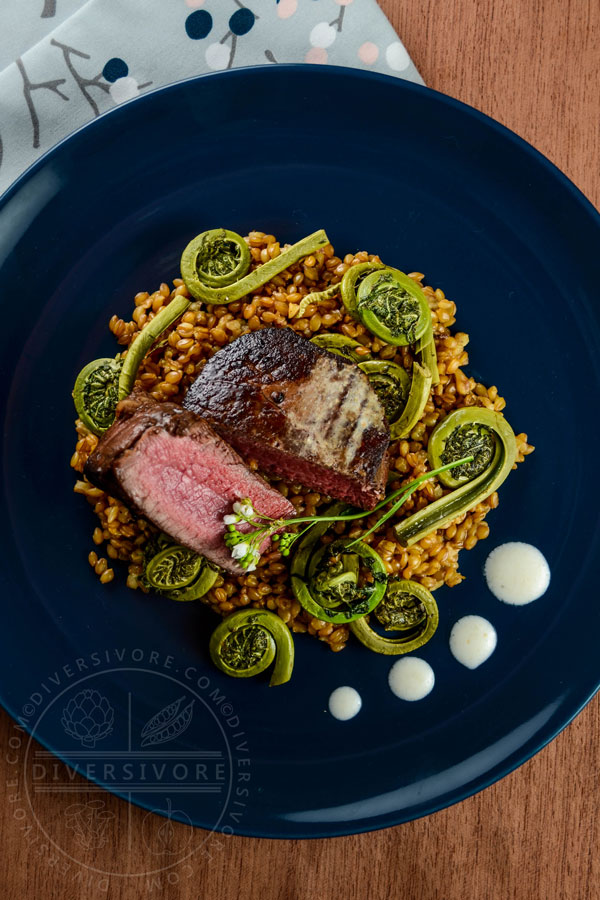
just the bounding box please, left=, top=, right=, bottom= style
left=140, top=695, right=195, bottom=747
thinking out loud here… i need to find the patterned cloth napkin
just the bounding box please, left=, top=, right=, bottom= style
left=0, top=0, right=422, bottom=196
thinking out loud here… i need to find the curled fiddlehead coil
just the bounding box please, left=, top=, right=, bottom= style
left=72, top=357, right=123, bottom=435
left=73, top=295, right=190, bottom=434
left=355, top=267, right=431, bottom=346
left=357, top=359, right=410, bottom=427
left=181, top=228, right=330, bottom=304
left=394, top=407, right=517, bottom=547
left=188, top=228, right=251, bottom=288
left=350, top=579, right=439, bottom=655
left=145, top=544, right=203, bottom=590
left=209, top=609, right=294, bottom=686
left=144, top=542, right=218, bottom=601
left=291, top=504, right=388, bottom=624
left=340, top=261, right=385, bottom=317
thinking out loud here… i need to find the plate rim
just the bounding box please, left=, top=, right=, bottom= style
left=1, top=63, right=599, bottom=839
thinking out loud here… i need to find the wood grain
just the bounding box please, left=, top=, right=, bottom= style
left=1, top=2, right=598, bottom=898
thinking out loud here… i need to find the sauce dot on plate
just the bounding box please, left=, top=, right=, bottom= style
left=388, top=658, right=434, bottom=701
left=328, top=686, right=362, bottom=721
left=450, top=615, right=497, bottom=669
left=484, top=542, right=550, bottom=605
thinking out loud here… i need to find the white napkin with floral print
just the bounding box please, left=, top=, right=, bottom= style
left=0, top=0, right=422, bottom=196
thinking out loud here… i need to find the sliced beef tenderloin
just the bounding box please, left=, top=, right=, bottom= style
left=84, top=391, right=295, bottom=574
left=183, top=327, right=390, bottom=509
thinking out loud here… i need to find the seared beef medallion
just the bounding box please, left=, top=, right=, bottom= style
left=183, top=327, right=390, bottom=510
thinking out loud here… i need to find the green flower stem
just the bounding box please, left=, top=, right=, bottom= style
left=118, top=294, right=190, bottom=400
left=279, top=455, right=473, bottom=530
left=344, top=484, right=421, bottom=549
left=225, top=455, right=474, bottom=568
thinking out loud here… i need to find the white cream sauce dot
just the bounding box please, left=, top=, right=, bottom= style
left=328, top=686, right=362, bottom=720
left=388, top=657, right=434, bottom=701
left=449, top=615, right=497, bottom=669
left=484, top=542, right=550, bottom=605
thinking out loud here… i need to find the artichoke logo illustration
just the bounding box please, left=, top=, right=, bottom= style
left=61, top=689, right=114, bottom=748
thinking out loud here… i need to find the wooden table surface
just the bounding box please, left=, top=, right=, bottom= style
left=2, top=2, right=599, bottom=898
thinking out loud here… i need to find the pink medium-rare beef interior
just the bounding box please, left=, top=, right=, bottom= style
left=84, top=391, right=295, bottom=574
left=229, top=437, right=384, bottom=509
left=115, top=428, right=292, bottom=573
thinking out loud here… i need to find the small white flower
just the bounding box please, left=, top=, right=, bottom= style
left=223, top=514, right=239, bottom=525
left=233, top=500, right=254, bottom=518
left=245, top=562, right=257, bottom=572
left=231, top=543, right=249, bottom=560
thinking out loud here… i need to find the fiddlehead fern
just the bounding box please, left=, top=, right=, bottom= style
left=181, top=228, right=330, bottom=304
left=395, top=408, right=517, bottom=546
left=144, top=543, right=219, bottom=601
left=209, top=609, right=294, bottom=686
left=350, top=579, right=439, bottom=655
left=291, top=504, right=388, bottom=623
left=357, top=359, right=410, bottom=426
left=72, top=357, right=123, bottom=435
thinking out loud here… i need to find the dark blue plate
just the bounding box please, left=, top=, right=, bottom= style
left=1, top=66, right=599, bottom=839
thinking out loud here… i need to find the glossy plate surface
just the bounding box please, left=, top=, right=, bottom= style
left=1, top=66, right=599, bottom=838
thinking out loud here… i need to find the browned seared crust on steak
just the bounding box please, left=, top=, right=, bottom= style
left=182, top=328, right=390, bottom=509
